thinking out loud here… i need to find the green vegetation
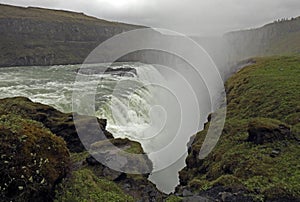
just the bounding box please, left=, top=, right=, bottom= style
left=0, top=97, right=156, bottom=201
left=54, top=150, right=150, bottom=202
left=180, top=55, right=300, bottom=201
left=226, top=56, right=300, bottom=120
left=54, top=169, right=134, bottom=202
left=165, top=195, right=183, bottom=202
left=0, top=4, right=144, bottom=67
left=0, top=114, right=70, bottom=202
left=0, top=3, right=139, bottom=26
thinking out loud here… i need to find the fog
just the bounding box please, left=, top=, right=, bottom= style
left=1, top=0, right=300, bottom=36
left=1, top=0, right=299, bottom=194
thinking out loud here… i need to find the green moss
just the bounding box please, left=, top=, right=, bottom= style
left=0, top=114, right=70, bottom=202
left=56, top=151, right=152, bottom=202
left=182, top=55, right=300, bottom=201
left=70, top=151, right=89, bottom=164
left=212, top=175, right=243, bottom=189
left=291, top=123, right=300, bottom=139
left=226, top=55, right=300, bottom=121
left=165, top=195, right=183, bottom=202
left=188, top=178, right=211, bottom=191
left=248, top=117, right=288, bottom=130
left=54, top=169, right=134, bottom=202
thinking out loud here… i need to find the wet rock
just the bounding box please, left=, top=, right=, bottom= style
left=84, top=138, right=165, bottom=201
left=0, top=97, right=113, bottom=152
left=182, top=196, right=213, bottom=202
left=182, top=189, right=194, bottom=197
left=76, top=66, right=137, bottom=77
left=219, top=191, right=233, bottom=201
left=102, top=167, right=124, bottom=181
left=86, top=155, right=100, bottom=166
left=89, top=138, right=153, bottom=174
left=196, top=186, right=255, bottom=202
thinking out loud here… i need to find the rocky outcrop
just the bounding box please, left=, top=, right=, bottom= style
left=76, top=66, right=137, bottom=77
left=224, top=16, right=300, bottom=63
left=0, top=96, right=113, bottom=152
left=0, top=97, right=164, bottom=201
left=177, top=56, right=300, bottom=202
left=85, top=155, right=165, bottom=201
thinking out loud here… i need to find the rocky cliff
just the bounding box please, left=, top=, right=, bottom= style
left=0, top=4, right=144, bottom=67
left=0, top=97, right=167, bottom=201
left=224, top=17, right=300, bottom=63
left=177, top=55, right=300, bottom=201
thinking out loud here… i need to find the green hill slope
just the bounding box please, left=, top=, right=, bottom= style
left=179, top=55, right=300, bottom=201
left=0, top=4, right=143, bottom=67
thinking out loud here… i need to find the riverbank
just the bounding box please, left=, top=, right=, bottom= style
left=175, top=55, right=300, bottom=201
left=1, top=55, right=299, bottom=201
left=0, top=96, right=167, bottom=201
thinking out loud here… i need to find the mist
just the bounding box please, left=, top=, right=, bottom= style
left=1, top=0, right=299, bottom=36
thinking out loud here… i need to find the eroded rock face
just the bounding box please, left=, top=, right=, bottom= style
left=0, top=97, right=163, bottom=201
left=0, top=97, right=113, bottom=152
left=247, top=118, right=291, bottom=145
left=0, top=4, right=143, bottom=67
left=0, top=114, right=70, bottom=202
left=84, top=139, right=163, bottom=202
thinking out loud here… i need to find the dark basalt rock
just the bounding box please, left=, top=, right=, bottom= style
left=0, top=97, right=113, bottom=152
left=85, top=142, right=165, bottom=202
left=0, top=97, right=164, bottom=201
left=76, top=66, right=137, bottom=77
left=199, top=186, right=254, bottom=202
left=182, top=196, right=213, bottom=202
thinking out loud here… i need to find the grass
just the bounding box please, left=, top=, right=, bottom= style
left=0, top=114, right=70, bottom=202
left=0, top=3, right=144, bottom=67
left=226, top=55, right=300, bottom=120
left=180, top=55, right=300, bottom=201
left=54, top=151, right=135, bottom=202
left=54, top=169, right=134, bottom=202
left=0, top=3, right=142, bottom=27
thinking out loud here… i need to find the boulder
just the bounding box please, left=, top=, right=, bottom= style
left=76, top=66, right=137, bottom=77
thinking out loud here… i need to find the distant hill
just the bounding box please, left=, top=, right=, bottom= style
left=0, top=4, right=144, bottom=67
left=224, top=16, right=300, bottom=62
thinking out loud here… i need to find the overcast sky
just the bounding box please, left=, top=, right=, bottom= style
left=1, top=0, right=299, bottom=36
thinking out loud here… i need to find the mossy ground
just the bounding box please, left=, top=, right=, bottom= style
left=54, top=168, right=134, bottom=202
left=0, top=114, right=70, bottom=202
left=181, top=55, right=300, bottom=201
left=54, top=139, right=155, bottom=202
left=0, top=97, right=157, bottom=201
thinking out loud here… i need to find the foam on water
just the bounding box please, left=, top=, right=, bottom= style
left=0, top=63, right=191, bottom=194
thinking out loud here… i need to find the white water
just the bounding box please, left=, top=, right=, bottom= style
left=0, top=63, right=206, bottom=193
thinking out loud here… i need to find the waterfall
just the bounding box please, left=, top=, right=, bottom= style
left=0, top=62, right=209, bottom=194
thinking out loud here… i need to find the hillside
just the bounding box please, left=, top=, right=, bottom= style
left=0, top=4, right=144, bottom=67
left=224, top=17, right=300, bottom=63
left=177, top=55, right=300, bottom=201
left=0, top=97, right=166, bottom=201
